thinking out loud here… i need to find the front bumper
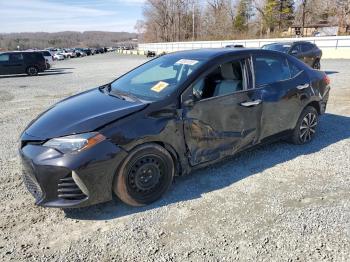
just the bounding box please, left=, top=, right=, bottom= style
left=19, top=135, right=127, bottom=208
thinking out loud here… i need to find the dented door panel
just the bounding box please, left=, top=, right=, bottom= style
left=183, top=90, right=262, bottom=166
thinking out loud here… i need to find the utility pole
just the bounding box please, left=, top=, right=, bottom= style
left=302, top=0, right=307, bottom=37
left=192, top=0, right=195, bottom=41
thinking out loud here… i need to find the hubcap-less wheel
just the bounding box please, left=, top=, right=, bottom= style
left=313, top=60, right=321, bottom=70
left=114, top=144, right=174, bottom=206
left=128, top=155, right=164, bottom=195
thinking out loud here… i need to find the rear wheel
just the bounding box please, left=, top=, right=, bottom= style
left=290, top=106, right=319, bottom=145
left=312, top=59, right=321, bottom=70
left=26, top=66, right=38, bottom=76
left=113, top=144, right=174, bottom=206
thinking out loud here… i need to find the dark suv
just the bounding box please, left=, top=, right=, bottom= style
left=262, top=41, right=322, bottom=70
left=0, top=51, right=47, bottom=76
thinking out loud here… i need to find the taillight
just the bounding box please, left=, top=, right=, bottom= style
left=323, top=75, right=330, bottom=85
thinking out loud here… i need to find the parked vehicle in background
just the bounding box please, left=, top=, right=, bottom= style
left=225, top=44, right=244, bottom=48
left=262, top=41, right=322, bottom=70
left=95, top=48, right=105, bottom=54
left=37, top=50, right=53, bottom=69
left=19, top=48, right=330, bottom=208
left=53, top=53, right=65, bottom=61
left=83, top=48, right=93, bottom=56
left=61, top=49, right=76, bottom=58
left=146, top=50, right=156, bottom=57
left=74, top=48, right=87, bottom=57
left=0, top=51, right=46, bottom=76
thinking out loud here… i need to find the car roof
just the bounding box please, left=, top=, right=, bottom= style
left=165, top=48, right=257, bottom=59
left=265, top=41, right=314, bottom=46
left=163, top=48, right=285, bottom=60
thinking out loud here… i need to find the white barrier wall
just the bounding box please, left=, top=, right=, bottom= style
left=138, top=36, right=350, bottom=59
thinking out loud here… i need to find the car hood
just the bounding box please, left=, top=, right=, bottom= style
left=25, top=88, right=147, bottom=140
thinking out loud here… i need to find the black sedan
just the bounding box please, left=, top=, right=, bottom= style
left=19, top=49, right=330, bottom=208
left=262, top=41, right=322, bottom=70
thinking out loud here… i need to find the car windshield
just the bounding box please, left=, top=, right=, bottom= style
left=262, top=44, right=291, bottom=53
left=110, top=55, right=205, bottom=101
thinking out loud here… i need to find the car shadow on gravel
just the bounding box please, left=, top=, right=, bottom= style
left=0, top=68, right=73, bottom=79
left=0, top=72, right=72, bottom=78
left=64, top=113, right=350, bottom=221
left=325, top=71, right=339, bottom=75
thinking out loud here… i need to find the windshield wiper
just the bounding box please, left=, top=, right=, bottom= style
left=100, top=83, right=141, bottom=102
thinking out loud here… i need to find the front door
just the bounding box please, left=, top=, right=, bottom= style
left=181, top=58, right=262, bottom=166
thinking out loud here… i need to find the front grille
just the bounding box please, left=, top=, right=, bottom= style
left=57, top=174, right=87, bottom=201
left=21, top=161, right=43, bottom=201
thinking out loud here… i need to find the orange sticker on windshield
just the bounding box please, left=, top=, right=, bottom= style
left=151, top=81, right=169, bottom=93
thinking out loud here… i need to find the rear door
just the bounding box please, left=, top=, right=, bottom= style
left=8, top=53, right=25, bottom=74
left=181, top=56, right=263, bottom=166
left=0, top=53, right=11, bottom=75
left=252, top=53, right=311, bottom=140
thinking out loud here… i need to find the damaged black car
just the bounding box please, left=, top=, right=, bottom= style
left=19, top=49, right=330, bottom=208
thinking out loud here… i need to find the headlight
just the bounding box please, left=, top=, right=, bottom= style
left=43, top=132, right=106, bottom=154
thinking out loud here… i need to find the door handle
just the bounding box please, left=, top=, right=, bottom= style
left=240, top=99, right=262, bottom=107
left=297, top=83, right=310, bottom=90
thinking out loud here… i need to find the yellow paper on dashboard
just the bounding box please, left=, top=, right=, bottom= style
left=151, top=81, right=169, bottom=92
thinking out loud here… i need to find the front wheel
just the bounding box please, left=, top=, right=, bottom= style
left=26, top=66, right=38, bottom=76
left=113, top=144, right=174, bottom=206
left=290, top=106, right=319, bottom=145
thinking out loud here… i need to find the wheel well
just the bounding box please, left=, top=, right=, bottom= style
left=306, top=101, right=321, bottom=114
left=153, top=141, right=182, bottom=176
left=26, top=65, right=38, bottom=70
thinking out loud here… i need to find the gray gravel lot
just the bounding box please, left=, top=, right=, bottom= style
left=0, top=53, right=349, bottom=261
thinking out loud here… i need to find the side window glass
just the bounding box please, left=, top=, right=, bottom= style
left=288, top=59, right=303, bottom=78
left=254, top=55, right=291, bottom=86
left=10, top=53, right=24, bottom=61
left=0, top=54, right=10, bottom=62
left=290, top=45, right=300, bottom=53
left=193, top=59, right=245, bottom=100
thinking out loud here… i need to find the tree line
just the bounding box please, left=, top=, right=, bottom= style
left=136, top=0, right=350, bottom=42
left=0, top=31, right=137, bottom=51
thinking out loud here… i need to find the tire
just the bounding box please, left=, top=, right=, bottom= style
left=312, top=59, right=321, bottom=70
left=290, top=106, right=319, bottom=145
left=113, top=143, right=174, bottom=206
left=26, top=66, right=38, bottom=76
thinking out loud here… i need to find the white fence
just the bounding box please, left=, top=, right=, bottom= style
left=138, top=36, right=350, bottom=55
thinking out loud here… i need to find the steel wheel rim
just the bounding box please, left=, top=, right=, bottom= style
left=127, top=154, right=165, bottom=198
left=300, top=112, right=317, bottom=143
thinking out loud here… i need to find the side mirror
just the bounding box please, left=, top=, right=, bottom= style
left=183, top=99, right=194, bottom=107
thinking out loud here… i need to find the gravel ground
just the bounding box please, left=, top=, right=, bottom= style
left=0, top=53, right=349, bottom=261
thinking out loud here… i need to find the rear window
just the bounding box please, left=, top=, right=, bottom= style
left=262, top=44, right=291, bottom=53
left=301, top=43, right=314, bottom=52
left=42, top=51, right=51, bottom=56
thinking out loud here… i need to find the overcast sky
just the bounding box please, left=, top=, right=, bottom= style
left=0, top=0, right=145, bottom=33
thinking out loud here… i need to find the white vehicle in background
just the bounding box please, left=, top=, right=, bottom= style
left=36, top=50, right=54, bottom=69
left=53, top=53, right=65, bottom=61
left=61, top=49, right=76, bottom=58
